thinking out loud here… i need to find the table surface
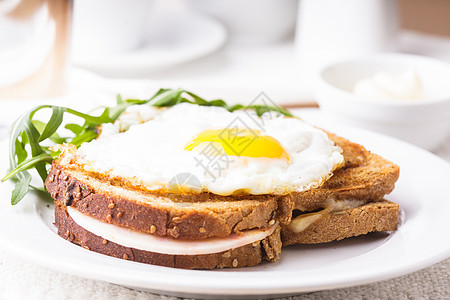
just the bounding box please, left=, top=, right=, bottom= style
left=1, top=33, right=450, bottom=299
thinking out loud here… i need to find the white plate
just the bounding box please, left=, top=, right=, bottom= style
left=72, top=11, right=227, bottom=76
left=0, top=125, right=449, bottom=298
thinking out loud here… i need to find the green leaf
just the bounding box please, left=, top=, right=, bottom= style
left=34, top=120, right=66, bottom=144
left=65, top=108, right=111, bottom=125
left=149, top=89, right=183, bottom=107
left=70, top=129, right=98, bottom=147
left=105, top=103, right=129, bottom=122
left=245, top=104, right=293, bottom=117
left=2, top=152, right=52, bottom=182
left=116, top=94, right=124, bottom=105
left=8, top=113, right=30, bottom=170
left=149, top=88, right=171, bottom=100
left=124, top=98, right=149, bottom=105
left=185, top=91, right=209, bottom=105
left=65, top=123, right=84, bottom=135
left=15, top=139, right=27, bottom=165
left=38, top=106, right=65, bottom=142
left=32, top=120, right=46, bottom=133
left=11, top=171, right=31, bottom=205
left=22, top=118, right=43, bottom=157
left=228, top=104, right=245, bottom=112
left=208, top=99, right=228, bottom=108
left=20, top=131, right=29, bottom=144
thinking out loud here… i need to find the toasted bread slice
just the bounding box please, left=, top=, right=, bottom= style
left=54, top=202, right=282, bottom=269
left=46, top=164, right=291, bottom=240
left=281, top=199, right=399, bottom=246
left=45, top=131, right=399, bottom=241
left=290, top=133, right=400, bottom=212
left=53, top=198, right=398, bottom=269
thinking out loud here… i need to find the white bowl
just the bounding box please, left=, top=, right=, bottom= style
left=315, top=54, right=450, bottom=150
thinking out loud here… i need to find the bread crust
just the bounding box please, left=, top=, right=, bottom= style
left=281, top=199, right=399, bottom=245
left=55, top=202, right=281, bottom=269
left=290, top=133, right=400, bottom=212
left=46, top=165, right=290, bottom=240
left=45, top=132, right=398, bottom=240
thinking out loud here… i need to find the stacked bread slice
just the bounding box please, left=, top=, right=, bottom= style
left=45, top=129, right=399, bottom=269
left=282, top=132, right=399, bottom=245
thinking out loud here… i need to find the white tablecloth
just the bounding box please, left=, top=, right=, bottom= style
left=0, top=249, right=448, bottom=299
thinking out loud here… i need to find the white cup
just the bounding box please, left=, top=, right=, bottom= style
left=72, top=0, right=153, bottom=55
left=295, top=0, right=399, bottom=75
left=186, top=0, right=298, bottom=44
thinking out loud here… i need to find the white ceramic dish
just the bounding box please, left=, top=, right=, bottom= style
left=315, top=53, right=450, bottom=151
left=185, top=0, right=298, bottom=44
left=72, top=0, right=155, bottom=54
left=72, top=11, right=227, bottom=76
left=0, top=123, right=449, bottom=298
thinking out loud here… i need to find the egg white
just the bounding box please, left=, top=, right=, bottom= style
left=73, top=103, right=344, bottom=195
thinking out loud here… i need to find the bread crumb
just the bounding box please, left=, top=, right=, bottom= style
left=252, top=242, right=259, bottom=247
left=172, top=216, right=181, bottom=223
left=106, top=214, right=112, bottom=222
left=108, top=202, right=116, bottom=209
left=199, top=227, right=207, bottom=233
left=83, top=246, right=90, bottom=250
left=123, top=254, right=128, bottom=260
left=150, top=225, right=156, bottom=234
left=117, top=211, right=123, bottom=218
left=269, top=219, right=275, bottom=226
left=102, top=239, right=108, bottom=245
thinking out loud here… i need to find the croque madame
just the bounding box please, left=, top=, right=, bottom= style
left=45, top=103, right=399, bottom=269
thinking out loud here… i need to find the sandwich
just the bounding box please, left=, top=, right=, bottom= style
left=5, top=89, right=400, bottom=269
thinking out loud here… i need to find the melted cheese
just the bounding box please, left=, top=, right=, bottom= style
left=67, top=207, right=277, bottom=255
left=287, top=199, right=365, bottom=233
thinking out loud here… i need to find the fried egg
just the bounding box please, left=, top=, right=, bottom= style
left=72, top=103, right=344, bottom=195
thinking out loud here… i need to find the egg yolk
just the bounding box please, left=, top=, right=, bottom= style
left=185, top=128, right=289, bottom=160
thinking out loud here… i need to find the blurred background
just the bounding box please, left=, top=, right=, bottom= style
left=0, top=0, right=450, bottom=148
left=0, top=0, right=449, bottom=101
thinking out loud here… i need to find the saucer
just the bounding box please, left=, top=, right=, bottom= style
left=72, top=11, right=227, bottom=76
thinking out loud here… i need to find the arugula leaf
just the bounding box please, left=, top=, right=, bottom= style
left=64, top=123, right=84, bottom=135
left=2, top=89, right=291, bottom=204
left=15, top=139, right=27, bottom=165
left=11, top=171, right=31, bottom=205
left=37, top=106, right=65, bottom=142
left=2, top=152, right=53, bottom=182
